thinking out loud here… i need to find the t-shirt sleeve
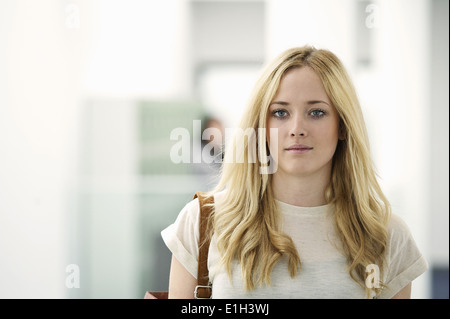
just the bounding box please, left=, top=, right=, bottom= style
left=377, top=213, right=429, bottom=299
left=161, top=198, right=200, bottom=279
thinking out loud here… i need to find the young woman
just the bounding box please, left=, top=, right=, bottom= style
left=162, top=46, right=428, bottom=299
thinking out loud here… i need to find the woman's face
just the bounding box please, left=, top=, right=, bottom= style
left=266, top=66, right=342, bottom=179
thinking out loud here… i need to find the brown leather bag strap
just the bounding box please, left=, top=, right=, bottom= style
left=193, top=192, right=214, bottom=299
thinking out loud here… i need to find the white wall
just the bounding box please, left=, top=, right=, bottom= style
left=84, top=0, right=190, bottom=99
left=0, top=0, right=190, bottom=298
left=0, top=0, right=89, bottom=298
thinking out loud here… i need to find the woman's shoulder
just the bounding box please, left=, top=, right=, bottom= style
left=178, top=190, right=227, bottom=218
left=385, top=212, right=422, bottom=254
left=387, top=212, right=413, bottom=236
left=211, top=189, right=227, bottom=203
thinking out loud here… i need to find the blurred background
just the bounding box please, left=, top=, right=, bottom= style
left=0, top=0, right=448, bottom=299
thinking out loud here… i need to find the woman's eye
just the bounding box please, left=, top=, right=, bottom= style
left=310, top=109, right=325, bottom=118
left=272, top=109, right=288, bottom=118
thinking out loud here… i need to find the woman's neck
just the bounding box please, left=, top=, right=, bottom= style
left=271, top=170, right=330, bottom=207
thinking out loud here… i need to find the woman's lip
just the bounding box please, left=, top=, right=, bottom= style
left=285, top=145, right=313, bottom=154
left=285, top=148, right=312, bottom=154
left=285, top=144, right=313, bottom=150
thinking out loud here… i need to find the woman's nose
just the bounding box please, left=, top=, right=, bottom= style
left=289, top=116, right=306, bottom=137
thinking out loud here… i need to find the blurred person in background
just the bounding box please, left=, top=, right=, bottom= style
left=192, top=115, right=225, bottom=188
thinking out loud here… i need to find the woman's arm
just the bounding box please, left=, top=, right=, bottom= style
left=167, top=254, right=197, bottom=299
left=391, top=283, right=412, bottom=299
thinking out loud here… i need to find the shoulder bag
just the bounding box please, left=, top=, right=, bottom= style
left=144, top=192, right=214, bottom=299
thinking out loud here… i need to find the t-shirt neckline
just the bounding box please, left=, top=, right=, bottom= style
left=275, top=199, right=332, bottom=216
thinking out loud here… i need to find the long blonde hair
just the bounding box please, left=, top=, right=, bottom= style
left=206, top=46, right=391, bottom=297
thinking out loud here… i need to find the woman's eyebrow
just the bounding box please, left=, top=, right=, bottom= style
left=270, top=100, right=330, bottom=106
left=307, top=100, right=330, bottom=106
left=270, top=101, right=289, bottom=106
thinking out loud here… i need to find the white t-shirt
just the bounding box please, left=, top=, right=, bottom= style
left=161, top=191, right=428, bottom=299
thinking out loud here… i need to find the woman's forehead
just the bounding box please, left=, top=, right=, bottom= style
left=274, top=67, right=331, bottom=102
